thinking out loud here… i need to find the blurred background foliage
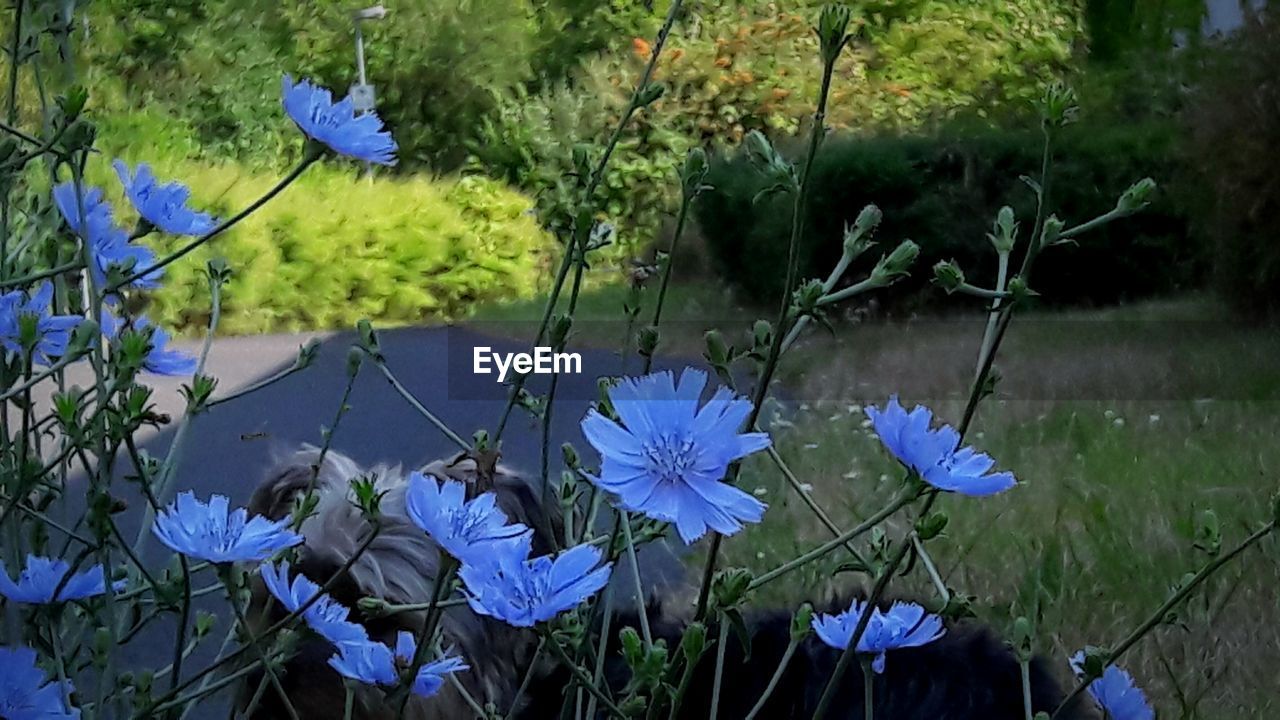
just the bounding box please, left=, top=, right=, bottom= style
left=45, top=0, right=1279, bottom=330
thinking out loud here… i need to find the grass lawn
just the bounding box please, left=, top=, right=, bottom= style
left=474, top=283, right=1280, bottom=719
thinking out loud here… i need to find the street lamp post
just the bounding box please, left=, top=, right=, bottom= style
left=351, top=5, right=388, bottom=177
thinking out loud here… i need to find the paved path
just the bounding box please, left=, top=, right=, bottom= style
left=75, top=324, right=691, bottom=718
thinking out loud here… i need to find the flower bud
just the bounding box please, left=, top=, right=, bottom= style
left=1040, top=215, right=1064, bottom=248
left=711, top=567, right=754, bottom=609
left=1078, top=646, right=1107, bottom=680
left=345, top=346, right=363, bottom=378
left=988, top=206, right=1017, bottom=254
left=843, top=204, right=881, bottom=257
left=791, top=278, right=825, bottom=317
left=636, top=82, right=666, bottom=108
left=549, top=313, right=573, bottom=348
left=638, top=325, right=660, bottom=357
left=194, top=611, right=216, bottom=638
left=561, top=442, right=580, bottom=470
left=704, top=329, right=730, bottom=365
left=682, top=147, right=710, bottom=200
left=871, top=239, right=920, bottom=285
left=915, top=510, right=949, bottom=540
left=296, top=338, right=321, bottom=369
left=752, top=320, right=773, bottom=350
left=357, top=318, right=381, bottom=358
left=816, top=4, right=853, bottom=64
left=853, top=203, right=882, bottom=236
left=681, top=622, right=708, bottom=662
left=1012, top=616, right=1034, bottom=656
left=932, top=260, right=965, bottom=294
left=790, top=603, right=814, bottom=642
left=1040, top=82, right=1079, bottom=128
left=205, top=257, right=233, bottom=286
left=1006, top=276, right=1038, bottom=303
left=57, top=85, right=89, bottom=122
left=1116, top=177, right=1156, bottom=215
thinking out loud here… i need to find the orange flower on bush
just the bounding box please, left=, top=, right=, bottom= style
left=669, top=48, right=685, bottom=62
left=632, top=37, right=652, bottom=60
left=714, top=56, right=732, bottom=68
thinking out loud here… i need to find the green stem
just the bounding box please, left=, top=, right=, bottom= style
left=0, top=261, right=82, bottom=291
left=131, top=271, right=225, bottom=552
left=393, top=556, right=458, bottom=713
left=205, top=361, right=308, bottom=408
left=148, top=526, right=382, bottom=713
left=765, top=445, right=870, bottom=568
left=582, top=582, right=615, bottom=720
left=491, top=0, right=686, bottom=446
left=365, top=350, right=469, bottom=452
left=742, top=635, right=800, bottom=720
left=220, top=568, right=301, bottom=720
left=621, top=510, right=653, bottom=647
left=709, top=620, right=730, bottom=720
left=541, top=627, right=628, bottom=719
left=1020, top=658, right=1034, bottom=720
left=641, top=178, right=695, bottom=374
left=811, top=538, right=913, bottom=720
left=109, top=153, right=319, bottom=292
left=748, top=492, right=914, bottom=591
left=1050, top=520, right=1276, bottom=719
left=696, top=31, right=842, bottom=624
left=862, top=657, right=874, bottom=720
left=343, top=682, right=355, bottom=720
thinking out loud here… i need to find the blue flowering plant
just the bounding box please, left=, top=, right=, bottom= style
left=0, top=2, right=1272, bottom=720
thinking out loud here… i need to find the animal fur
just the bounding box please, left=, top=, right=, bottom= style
left=241, top=449, right=1090, bottom=720
left=241, top=448, right=560, bottom=720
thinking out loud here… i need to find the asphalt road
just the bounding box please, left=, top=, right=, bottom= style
left=56, top=324, right=693, bottom=718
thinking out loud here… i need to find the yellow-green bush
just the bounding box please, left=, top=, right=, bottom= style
left=82, top=157, right=555, bottom=335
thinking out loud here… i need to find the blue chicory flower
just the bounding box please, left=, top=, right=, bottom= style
left=0, top=555, right=122, bottom=604
left=53, top=182, right=162, bottom=292
left=0, top=646, right=79, bottom=720
left=811, top=599, right=945, bottom=673
left=153, top=492, right=303, bottom=564
left=1070, top=653, right=1155, bottom=720
left=327, top=632, right=467, bottom=698
left=580, top=368, right=772, bottom=544
left=458, top=543, right=611, bottom=628
left=260, top=562, right=368, bottom=646
left=328, top=637, right=396, bottom=686
left=405, top=472, right=532, bottom=567
left=865, top=396, right=1016, bottom=496
left=281, top=76, right=397, bottom=166
left=0, top=283, right=83, bottom=366
left=102, top=313, right=196, bottom=376
left=52, top=183, right=112, bottom=238
left=113, top=160, right=217, bottom=236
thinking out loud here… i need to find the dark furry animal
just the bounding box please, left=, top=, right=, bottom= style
left=542, top=603, right=1094, bottom=720
left=242, top=449, right=1091, bottom=720
left=241, top=448, right=562, bottom=720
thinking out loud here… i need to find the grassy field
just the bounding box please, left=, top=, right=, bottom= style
left=473, top=283, right=1280, bottom=719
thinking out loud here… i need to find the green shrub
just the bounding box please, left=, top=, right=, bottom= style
left=1186, top=8, right=1280, bottom=319
left=696, top=120, right=1197, bottom=309
left=468, top=70, right=692, bottom=262
left=80, top=157, right=555, bottom=335
left=472, top=0, right=1082, bottom=262
left=87, top=0, right=541, bottom=170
